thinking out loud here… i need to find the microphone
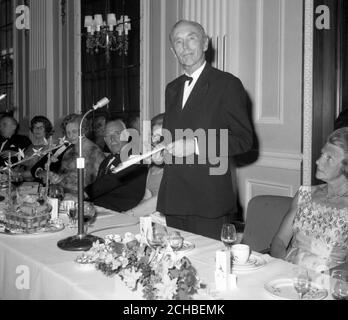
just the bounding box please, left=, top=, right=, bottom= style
left=0, top=94, right=6, bottom=101
left=92, top=97, right=110, bottom=110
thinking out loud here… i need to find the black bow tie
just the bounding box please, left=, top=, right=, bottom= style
left=182, top=75, right=193, bottom=85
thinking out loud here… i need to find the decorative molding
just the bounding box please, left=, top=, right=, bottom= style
left=245, top=178, right=294, bottom=215
left=255, top=151, right=303, bottom=171
left=303, top=0, right=313, bottom=186
left=140, top=0, right=150, bottom=123
left=255, top=0, right=264, bottom=123
left=255, top=0, right=285, bottom=125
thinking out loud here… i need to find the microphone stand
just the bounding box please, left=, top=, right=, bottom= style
left=57, top=108, right=105, bottom=251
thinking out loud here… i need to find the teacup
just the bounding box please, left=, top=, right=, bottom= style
left=231, top=244, right=250, bottom=264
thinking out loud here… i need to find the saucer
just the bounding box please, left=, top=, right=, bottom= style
left=231, top=254, right=267, bottom=272
left=232, top=255, right=256, bottom=267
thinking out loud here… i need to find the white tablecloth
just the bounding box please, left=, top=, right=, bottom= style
left=0, top=210, right=333, bottom=300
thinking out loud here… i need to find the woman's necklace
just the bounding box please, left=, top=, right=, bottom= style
left=325, top=188, right=348, bottom=201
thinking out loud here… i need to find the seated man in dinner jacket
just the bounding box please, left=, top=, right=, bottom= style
left=85, top=119, right=148, bottom=212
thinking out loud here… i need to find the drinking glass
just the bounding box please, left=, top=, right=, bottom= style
left=220, top=223, right=237, bottom=251
left=167, top=231, right=184, bottom=251
left=49, top=184, right=65, bottom=202
left=68, top=203, right=78, bottom=228
left=330, top=270, right=348, bottom=300
left=293, top=266, right=311, bottom=300
left=146, top=223, right=167, bottom=249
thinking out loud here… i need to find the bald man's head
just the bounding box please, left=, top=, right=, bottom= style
left=0, top=116, right=18, bottom=138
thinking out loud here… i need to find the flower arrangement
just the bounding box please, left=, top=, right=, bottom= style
left=76, top=233, right=204, bottom=300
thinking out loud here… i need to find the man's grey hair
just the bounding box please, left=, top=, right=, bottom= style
left=106, top=119, right=126, bottom=130
left=169, top=20, right=208, bottom=45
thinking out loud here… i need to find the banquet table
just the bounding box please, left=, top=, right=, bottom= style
left=0, top=208, right=334, bottom=300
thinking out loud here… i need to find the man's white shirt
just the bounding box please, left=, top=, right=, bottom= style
left=181, top=62, right=206, bottom=155
left=182, top=61, right=206, bottom=108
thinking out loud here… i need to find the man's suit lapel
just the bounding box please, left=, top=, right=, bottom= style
left=167, top=79, right=185, bottom=113
left=182, top=65, right=211, bottom=113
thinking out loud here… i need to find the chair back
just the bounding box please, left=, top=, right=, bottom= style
left=242, top=195, right=292, bottom=253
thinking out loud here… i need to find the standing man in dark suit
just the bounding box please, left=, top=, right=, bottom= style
left=156, top=20, right=253, bottom=240
left=85, top=119, right=148, bottom=212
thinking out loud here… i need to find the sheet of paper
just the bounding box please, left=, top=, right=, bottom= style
left=111, top=146, right=165, bottom=174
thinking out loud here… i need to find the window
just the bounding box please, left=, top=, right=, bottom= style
left=81, top=0, right=140, bottom=124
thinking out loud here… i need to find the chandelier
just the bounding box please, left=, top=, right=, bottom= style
left=83, top=13, right=131, bottom=63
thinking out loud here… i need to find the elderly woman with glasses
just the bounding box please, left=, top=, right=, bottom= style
left=13, top=116, right=53, bottom=182
left=271, top=128, right=348, bottom=272
left=36, top=113, right=105, bottom=194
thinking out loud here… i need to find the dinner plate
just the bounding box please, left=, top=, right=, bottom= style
left=231, top=254, right=267, bottom=272
left=264, top=278, right=328, bottom=300
left=0, top=220, right=65, bottom=236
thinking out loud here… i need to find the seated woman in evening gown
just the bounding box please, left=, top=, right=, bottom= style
left=36, top=113, right=105, bottom=194
left=271, top=128, right=348, bottom=272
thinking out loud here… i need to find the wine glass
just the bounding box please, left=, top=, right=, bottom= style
left=293, top=266, right=311, bottom=300
left=68, top=203, right=78, bottom=228
left=83, top=202, right=96, bottom=234
left=220, top=223, right=237, bottom=251
left=146, top=223, right=167, bottom=249
left=330, top=270, right=348, bottom=300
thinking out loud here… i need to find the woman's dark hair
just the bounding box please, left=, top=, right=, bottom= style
left=30, top=116, right=53, bottom=138
left=151, top=113, right=164, bottom=130
left=61, top=113, right=88, bottom=136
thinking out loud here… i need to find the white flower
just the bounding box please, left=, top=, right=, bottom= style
left=122, top=267, right=142, bottom=290
left=16, top=149, right=25, bottom=161
left=59, top=136, right=69, bottom=145
left=154, top=274, right=177, bottom=300
left=32, top=147, right=43, bottom=157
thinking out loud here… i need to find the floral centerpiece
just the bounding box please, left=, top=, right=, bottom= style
left=76, top=233, right=205, bottom=300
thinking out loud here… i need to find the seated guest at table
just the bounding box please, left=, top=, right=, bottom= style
left=85, top=119, right=148, bottom=212
left=271, top=128, right=348, bottom=271
left=91, top=113, right=110, bottom=153
left=334, top=108, right=348, bottom=130
left=35, top=113, right=105, bottom=194
left=0, top=115, right=31, bottom=167
left=128, top=115, right=140, bottom=134
left=126, top=113, right=165, bottom=217
left=16, top=116, right=53, bottom=181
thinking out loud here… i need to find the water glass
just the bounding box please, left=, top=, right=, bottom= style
left=220, top=223, right=237, bottom=251
left=68, top=203, right=78, bottom=228
left=331, top=270, right=348, bottom=300
left=146, top=223, right=167, bottom=249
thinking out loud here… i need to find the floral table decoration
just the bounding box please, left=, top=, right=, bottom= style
left=75, top=233, right=205, bottom=300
